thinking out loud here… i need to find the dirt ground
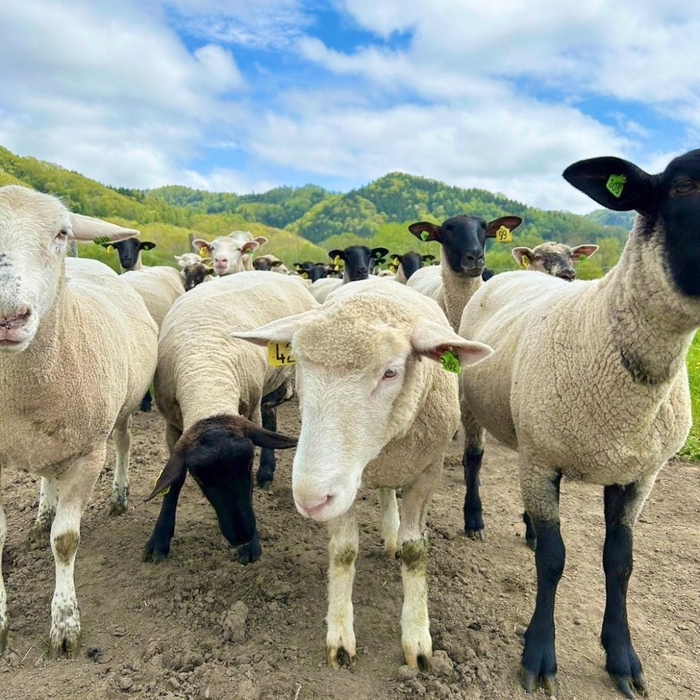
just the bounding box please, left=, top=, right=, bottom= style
left=1, top=402, right=699, bottom=700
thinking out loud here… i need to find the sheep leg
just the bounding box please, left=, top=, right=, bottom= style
left=29, top=476, right=58, bottom=542
left=257, top=402, right=277, bottom=488
left=522, top=511, right=537, bottom=551
left=399, top=459, right=441, bottom=671
left=139, top=389, right=152, bottom=413
left=143, top=465, right=188, bottom=564
left=0, top=475, right=7, bottom=653
left=49, top=445, right=105, bottom=658
left=520, top=472, right=563, bottom=697
left=378, top=488, right=400, bottom=559
left=109, top=414, right=132, bottom=515
left=326, top=505, right=359, bottom=669
left=166, top=422, right=182, bottom=453
left=601, top=479, right=654, bottom=699
left=462, top=415, right=486, bottom=539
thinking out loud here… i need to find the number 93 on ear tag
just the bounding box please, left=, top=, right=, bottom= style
left=495, top=226, right=512, bottom=243
left=267, top=342, right=296, bottom=366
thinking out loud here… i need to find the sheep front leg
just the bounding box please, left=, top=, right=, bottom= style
left=29, top=476, right=58, bottom=542
left=601, top=477, right=655, bottom=699
left=378, top=488, right=399, bottom=559
left=109, top=414, right=132, bottom=515
left=461, top=406, right=486, bottom=540
left=0, top=475, right=7, bottom=653
left=50, top=445, right=105, bottom=657
left=399, top=459, right=441, bottom=671
left=520, top=470, right=563, bottom=696
left=326, top=505, right=359, bottom=669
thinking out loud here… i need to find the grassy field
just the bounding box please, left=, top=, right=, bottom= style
left=681, top=332, right=700, bottom=460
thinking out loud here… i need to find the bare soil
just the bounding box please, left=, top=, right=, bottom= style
left=1, top=402, right=699, bottom=699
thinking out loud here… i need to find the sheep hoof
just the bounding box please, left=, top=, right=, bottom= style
left=465, top=528, right=485, bottom=542
left=327, top=645, right=356, bottom=669
left=404, top=650, right=432, bottom=672
left=0, top=623, right=8, bottom=655
left=384, top=541, right=399, bottom=560
left=50, top=622, right=81, bottom=659
left=609, top=672, right=649, bottom=698
left=108, top=501, right=128, bottom=516
left=526, top=535, right=537, bottom=552
left=142, top=542, right=169, bottom=564
left=520, top=667, right=557, bottom=696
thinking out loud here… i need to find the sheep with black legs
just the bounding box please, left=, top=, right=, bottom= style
left=234, top=279, right=491, bottom=671
left=457, top=149, right=700, bottom=697
left=406, top=214, right=523, bottom=329
left=143, top=271, right=316, bottom=565
left=0, top=186, right=157, bottom=657
left=512, top=241, right=599, bottom=280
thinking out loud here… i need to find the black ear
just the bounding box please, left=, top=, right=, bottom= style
left=245, top=423, right=298, bottom=450
left=371, top=247, right=389, bottom=259
left=562, top=157, right=657, bottom=217
left=375, top=257, right=386, bottom=265
left=271, top=260, right=284, bottom=267
left=486, top=216, right=523, bottom=237
left=140, top=241, right=157, bottom=251
left=328, top=250, right=345, bottom=260
left=144, top=450, right=186, bottom=501
left=408, top=222, right=441, bottom=242
left=422, top=254, right=435, bottom=261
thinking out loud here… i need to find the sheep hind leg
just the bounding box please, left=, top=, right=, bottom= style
left=378, top=488, right=399, bottom=559
left=601, top=477, right=655, bottom=699
left=326, top=506, right=359, bottom=669
left=109, top=415, right=132, bottom=515
left=462, top=413, right=486, bottom=539
left=28, top=477, right=58, bottom=543
left=399, top=458, right=441, bottom=671
left=520, top=471, right=563, bottom=697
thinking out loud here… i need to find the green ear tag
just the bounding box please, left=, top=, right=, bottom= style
left=420, top=232, right=429, bottom=241
left=93, top=236, right=110, bottom=246
left=440, top=349, right=462, bottom=374
left=606, top=174, right=627, bottom=198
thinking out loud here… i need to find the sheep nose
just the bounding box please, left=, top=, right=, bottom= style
left=296, top=494, right=333, bottom=518
left=0, top=307, right=31, bottom=329
left=559, top=270, right=575, bottom=281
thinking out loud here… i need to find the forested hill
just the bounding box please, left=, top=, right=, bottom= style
left=0, top=145, right=633, bottom=276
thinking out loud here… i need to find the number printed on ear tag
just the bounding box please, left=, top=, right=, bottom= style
left=268, top=342, right=296, bottom=366
left=440, top=349, right=462, bottom=374
left=495, top=226, right=512, bottom=243
left=606, top=174, right=627, bottom=198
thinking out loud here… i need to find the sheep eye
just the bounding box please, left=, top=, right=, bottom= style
left=56, top=229, right=68, bottom=239
left=533, top=254, right=542, bottom=261
left=383, top=368, right=399, bottom=379
left=674, top=179, right=696, bottom=194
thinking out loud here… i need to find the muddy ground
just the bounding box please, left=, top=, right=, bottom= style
left=1, top=402, right=699, bottom=700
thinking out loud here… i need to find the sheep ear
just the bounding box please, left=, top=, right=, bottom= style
left=371, top=247, right=389, bottom=259
left=232, top=310, right=316, bottom=346
left=422, top=254, right=435, bottom=262
left=253, top=236, right=268, bottom=247
left=68, top=213, right=139, bottom=243
left=512, top=247, right=533, bottom=266
left=408, top=222, right=441, bottom=242
left=140, top=241, right=156, bottom=251
left=144, top=451, right=186, bottom=501
left=328, top=250, right=344, bottom=260
left=411, top=318, right=493, bottom=368
left=241, top=240, right=260, bottom=254
left=487, top=216, right=523, bottom=238
left=243, top=421, right=298, bottom=450
left=571, top=244, right=599, bottom=261
left=192, top=239, right=211, bottom=252
left=562, top=157, right=657, bottom=217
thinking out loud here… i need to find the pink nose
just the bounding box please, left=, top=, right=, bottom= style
left=0, top=307, right=31, bottom=330
left=296, top=495, right=333, bottom=518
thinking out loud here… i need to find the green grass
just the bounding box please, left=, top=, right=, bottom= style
left=681, top=332, right=700, bottom=460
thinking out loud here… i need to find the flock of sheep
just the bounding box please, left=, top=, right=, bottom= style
left=0, top=146, right=698, bottom=700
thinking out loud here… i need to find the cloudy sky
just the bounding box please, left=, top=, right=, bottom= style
left=0, top=0, right=697, bottom=213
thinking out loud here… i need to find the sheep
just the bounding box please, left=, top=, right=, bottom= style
left=192, top=231, right=268, bottom=276
left=457, top=149, right=700, bottom=697
left=253, top=254, right=289, bottom=274
left=387, top=252, right=436, bottom=283
left=233, top=278, right=492, bottom=670
left=182, top=261, right=214, bottom=291
left=511, top=241, right=599, bottom=280
left=174, top=252, right=204, bottom=270
left=406, top=215, right=523, bottom=330
left=102, top=238, right=156, bottom=271
left=293, top=261, right=332, bottom=282
left=0, top=185, right=158, bottom=656
left=142, top=271, right=317, bottom=565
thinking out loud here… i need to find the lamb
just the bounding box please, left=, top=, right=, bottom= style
left=253, top=254, right=289, bottom=274
left=142, top=271, right=317, bottom=565
left=406, top=215, right=523, bottom=330
left=309, top=246, right=390, bottom=303
left=387, top=251, right=436, bottom=283
left=182, top=261, right=214, bottom=291
left=193, top=231, right=268, bottom=276
left=457, top=149, right=700, bottom=697
left=233, top=279, right=491, bottom=670
left=511, top=241, right=599, bottom=280
left=0, top=185, right=158, bottom=656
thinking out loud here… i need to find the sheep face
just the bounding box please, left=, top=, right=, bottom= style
left=294, top=262, right=329, bottom=281
left=193, top=233, right=267, bottom=276
left=409, top=215, right=522, bottom=278
left=512, top=243, right=598, bottom=281
left=0, top=186, right=138, bottom=353
left=183, top=262, right=214, bottom=291
left=104, top=238, right=155, bottom=270
left=391, top=252, right=435, bottom=280
left=328, top=246, right=389, bottom=282
left=564, top=149, right=700, bottom=296
left=175, top=253, right=202, bottom=269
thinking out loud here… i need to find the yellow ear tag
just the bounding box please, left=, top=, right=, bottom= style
left=520, top=256, right=530, bottom=270
left=389, top=264, right=397, bottom=273
left=302, top=272, right=309, bottom=279
left=333, top=255, right=342, bottom=266
left=268, top=342, right=295, bottom=366
left=495, top=226, right=512, bottom=243
left=606, top=174, right=626, bottom=198
left=333, top=265, right=340, bottom=272
left=392, top=257, right=400, bottom=264
left=199, top=247, right=210, bottom=258
left=106, top=245, right=114, bottom=253
left=440, top=349, right=462, bottom=374
left=154, top=466, right=170, bottom=497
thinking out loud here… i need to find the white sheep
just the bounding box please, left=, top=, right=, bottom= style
left=406, top=215, right=523, bottom=329
left=0, top=185, right=158, bottom=656
left=174, top=252, right=205, bottom=269
left=234, top=278, right=491, bottom=670
left=192, top=231, right=268, bottom=276
left=511, top=241, right=599, bottom=280
left=143, top=271, right=318, bottom=564
left=458, top=150, right=700, bottom=697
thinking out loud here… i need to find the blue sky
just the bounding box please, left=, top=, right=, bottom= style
left=0, top=0, right=698, bottom=213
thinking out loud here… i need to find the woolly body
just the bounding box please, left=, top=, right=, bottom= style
left=121, top=266, right=184, bottom=329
